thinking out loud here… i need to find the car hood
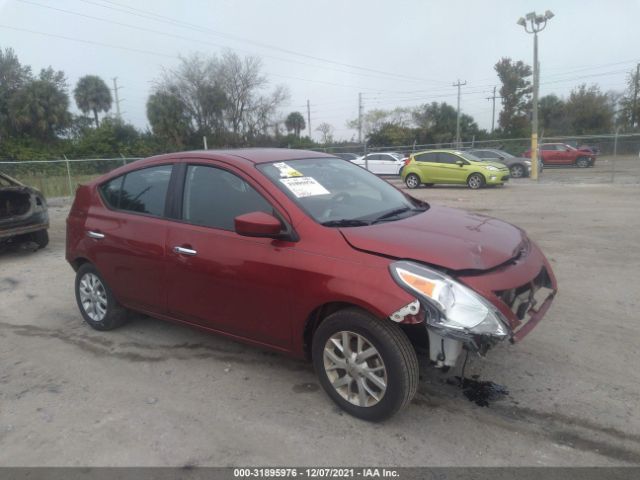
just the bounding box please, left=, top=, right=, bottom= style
left=340, top=205, right=527, bottom=271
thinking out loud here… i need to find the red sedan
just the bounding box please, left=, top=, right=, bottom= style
left=523, top=143, right=596, bottom=167
left=66, top=149, right=557, bottom=420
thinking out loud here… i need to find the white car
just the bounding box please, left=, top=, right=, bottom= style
left=351, top=152, right=406, bottom=175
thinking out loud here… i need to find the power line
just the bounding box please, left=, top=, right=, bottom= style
left=73, top=0, right=450, bottom=85
left=0, top=24, right=399, bottom=93
left=17, top=0, right=437, bottom=86
left=0, top=24, right=176, bottom=59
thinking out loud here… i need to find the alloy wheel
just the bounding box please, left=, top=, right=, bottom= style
left=323, top=331, right=387, bottom=407
left=405, top=174, right=419, bottom=189
left=511, top=165, right=524, bottom=178
left=468, top=174, right=483, bottom=189
left=78, top=273, right=108, bottom=322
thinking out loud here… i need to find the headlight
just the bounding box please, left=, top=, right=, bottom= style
left=525, top=160, right=532, bottom=166
left=485, top=165, right=499, bottom=171
left=389, top=261, right=509, bottom=338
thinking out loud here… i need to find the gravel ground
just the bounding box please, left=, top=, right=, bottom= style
left=0, top=164, right=639, bottom=467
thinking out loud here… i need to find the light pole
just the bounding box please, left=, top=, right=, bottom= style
left=517, top=10, right=554, bottom=180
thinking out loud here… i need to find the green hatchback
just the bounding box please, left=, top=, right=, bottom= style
left=401, top=150, right=510, bottom=190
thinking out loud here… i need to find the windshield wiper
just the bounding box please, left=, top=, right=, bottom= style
left=371, top=206, right=425, bottom=224
left=321, top=219, right=370, bottom=227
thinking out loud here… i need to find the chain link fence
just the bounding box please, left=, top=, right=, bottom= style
left=0, top=157, right=141, bottom=198
left=314, top=133, right=640, bottom=157
left=1, top=133, right=639, bottom=198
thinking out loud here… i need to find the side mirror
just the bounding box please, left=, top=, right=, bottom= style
left=565, top=148, right=571, bottom=152
left=498, top=156, right=504, bottom=160
left=234, top=211, right=282, bottom=238
left=456, top=160, right=465, bottom=167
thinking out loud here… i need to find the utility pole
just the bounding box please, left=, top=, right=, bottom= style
left=358, top=92, right=363, bottom=145
left=453, top=79, right=467, bottom=148
left=632, top=63, right=640, bottom=128
left=307, top=99, right=312, bottom=140
left=112, top=77, right=122, bottom=120
left=517, top=10, right=554, bottom=180
left=486, top=86, right=499, bottom=134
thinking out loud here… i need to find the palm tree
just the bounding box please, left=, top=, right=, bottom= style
left=74, top=75, right=112, bottom=127
left=285, top=111, right=305, bottom=138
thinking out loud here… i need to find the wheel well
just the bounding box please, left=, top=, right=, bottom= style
left=302, top=302, right=367, bottom=360
left=467, top=171, right=485, bottom=182
left=406, top=171, right=423, bottom=182
left=69, top=257, right=90, bottom=272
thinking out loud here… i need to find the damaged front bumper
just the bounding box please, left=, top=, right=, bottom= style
left=390, top=241, right=557, bottom=368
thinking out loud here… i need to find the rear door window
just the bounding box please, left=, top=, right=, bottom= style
left=414, top=152, right=438, bottom=163
left=100, top=165, right=173, bottom=217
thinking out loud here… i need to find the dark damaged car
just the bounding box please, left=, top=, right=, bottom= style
left=0, top=172, right=49, bottom=249
left=66, top=149, right=557, bottom=421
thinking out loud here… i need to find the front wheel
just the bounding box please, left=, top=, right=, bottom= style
left=312, top=309, right=419, bottom=421
left=576, top=156, right=590, bottom=168
left=405, top=173, right=421, bottom=189
left=467, top=173, right=485, bottom=189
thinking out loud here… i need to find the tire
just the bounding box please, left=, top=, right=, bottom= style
left=75, top=263, right=128, bottom=331
left=312, top=308, right=419, bottom=421
left=397, top=166, right=404, bottom=177
left=31, top=229, right=49, bottom=249
left=405, top=173, right=421, bottom=189
left=510, top=164, right=525, bottom=178
left=467, top=173, right=485, bottom=190
left=576, top=156, right=590, bottom=168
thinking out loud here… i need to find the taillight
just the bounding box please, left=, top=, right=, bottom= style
left=403, top=157, right=411, bottom=166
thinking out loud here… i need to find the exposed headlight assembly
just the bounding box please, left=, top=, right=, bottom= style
left=389, top=261, right=509, bottom=338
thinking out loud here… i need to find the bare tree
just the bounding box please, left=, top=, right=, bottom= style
left=315, top=122, right=334, bottom=144
left=156, top=53, right=227, bottom=136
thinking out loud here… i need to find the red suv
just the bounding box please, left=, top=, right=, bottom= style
left=66, top=149, right=557, bottom=420
left=523, top=143, right=595, bottom=167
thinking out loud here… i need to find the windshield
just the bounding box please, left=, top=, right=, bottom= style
left=494, top=150, right=514, bottom=158
left=457, top=152, right=483, bottom=162
left=388, top=152, right=404, bottom=160
left=257, top=157, right=426, bottom=226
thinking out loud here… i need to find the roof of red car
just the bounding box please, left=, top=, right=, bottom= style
left=143, top=148, right=334, bottom=165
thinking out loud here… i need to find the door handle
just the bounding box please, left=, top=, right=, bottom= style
left=87, top=231, right=105, bottom=239
left=173, top=246, right=197, bottom=256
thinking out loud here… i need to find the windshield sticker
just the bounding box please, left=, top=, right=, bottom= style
left=273, top=162, right=303, bottom=178
left=280, top=177, right=330, bottom=198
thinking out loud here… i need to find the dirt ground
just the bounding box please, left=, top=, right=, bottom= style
left=1, top=162, right=639, bottom=466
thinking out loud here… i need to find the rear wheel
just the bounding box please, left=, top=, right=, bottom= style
left=576, top=156, right=590, bottom=168
left=405, top=173, right=421, bottom=189
left=75, top=263, right=128, bottom=331
left=467, top=173, right=485, bottom=190
left=312, top=308, right=419, bottom=421
left=510, top=164, right=525, bottom=178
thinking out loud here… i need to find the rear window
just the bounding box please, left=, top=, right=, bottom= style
left=100, top=165, right=172, bottom=217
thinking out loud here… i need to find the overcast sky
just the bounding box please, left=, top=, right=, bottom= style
left=1, top=0, right=638, bottom=141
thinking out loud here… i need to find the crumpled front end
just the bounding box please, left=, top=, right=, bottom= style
left=388, top=240, right=557, bottom=369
